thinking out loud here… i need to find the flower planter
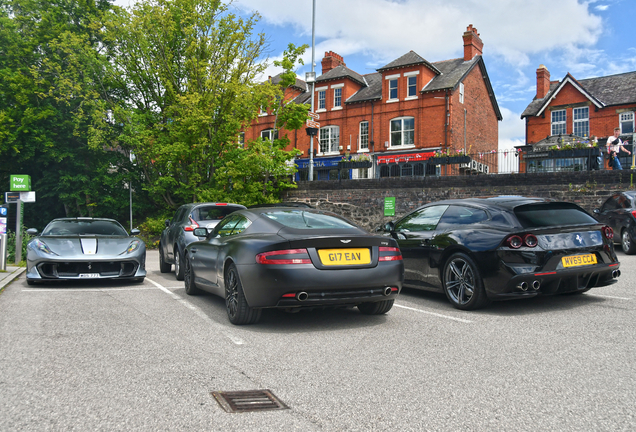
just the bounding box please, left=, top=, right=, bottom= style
left=428, top=155, right=471, bottom=165
left=338, top=161, right=372, bottom=169
left=548, top=149, right=592, bottom=158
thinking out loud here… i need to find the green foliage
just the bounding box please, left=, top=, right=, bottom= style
left=5, top=228, right=34, bottom=265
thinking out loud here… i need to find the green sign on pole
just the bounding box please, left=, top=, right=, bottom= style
left=10, top=174, right=31, bottom=192
left=384, top=197, right=396, bottom=217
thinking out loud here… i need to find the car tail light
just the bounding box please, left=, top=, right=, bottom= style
left=184, top=216, right=200, bottom=232
left=505, top=234, right=538, bottom=249
left=379, top=246, right=402, bottom=261
left=631, top=210, right=636, bottom=219
left=602, top=226, right=614, bottom=240
left=256, top=249, right=312, bottom=265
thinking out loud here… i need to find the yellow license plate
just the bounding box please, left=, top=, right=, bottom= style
left=318, top=248, right=371, bottom=266
left=562, top=254, right=597, bottom=268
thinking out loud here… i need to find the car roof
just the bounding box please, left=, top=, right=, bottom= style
left=419, top=196, right=552, bottom=212
left=50, top=217, right=119, bottom=222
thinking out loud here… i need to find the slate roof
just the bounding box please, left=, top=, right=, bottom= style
left=377, top=50, right=441, bottom=74
left=269, top=74, right=307, bottom=92
left=315, top=65, right=366, bottom=86
left=522, top=70, right=636, bottom=118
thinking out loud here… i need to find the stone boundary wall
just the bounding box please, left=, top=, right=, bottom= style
left=284, top=170, right=636, bottom=232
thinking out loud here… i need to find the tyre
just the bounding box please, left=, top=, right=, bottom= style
left=174, top=247, right=184, bottom=281
left=358, top=299, right=394, bottom=315
left=184, top=253, right=201, bottom=295
left=224, top=263, right=261, bottom=325
left=443, top=252, right=489, bottom=310
left=621, top=229, right=636, bottom=254
left=159, top=245, right=171, bottom=273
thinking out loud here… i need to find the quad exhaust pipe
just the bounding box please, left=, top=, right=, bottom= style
left=612, top=269, right=621, bottom=278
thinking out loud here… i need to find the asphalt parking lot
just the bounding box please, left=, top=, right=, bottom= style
left=1, top=249, right=634, bottom=431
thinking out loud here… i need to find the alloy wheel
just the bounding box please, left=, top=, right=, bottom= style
left=225, top=268, right=239, bottom=319
left=444, top=257, right=476, bottom=306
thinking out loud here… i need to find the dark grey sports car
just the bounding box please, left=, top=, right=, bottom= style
left=183, top=207, right=404, bottom=325
left=25, top=218, right=146, bottom=285
left=379, top=197, right=620, bottom=310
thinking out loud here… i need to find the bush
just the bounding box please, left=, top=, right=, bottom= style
left=4, top=228, right=34, bottom=265
left=137, top=215, right=169, bottom=250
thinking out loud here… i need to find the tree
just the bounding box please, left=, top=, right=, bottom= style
left=98, top=0, right=283, bottom=208
left=0, top=0, right=148, bottom=227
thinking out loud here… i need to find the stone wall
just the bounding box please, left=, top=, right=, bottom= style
left=284, top=170, right=636, bottom=231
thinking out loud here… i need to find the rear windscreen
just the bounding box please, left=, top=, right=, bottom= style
left=263, top=210, right=356, bottom=229
left=42, top=220, right=128, bottom=236
left=194, top=206, right=240, bottom=222
left=514, top=203, right=597, bottom=228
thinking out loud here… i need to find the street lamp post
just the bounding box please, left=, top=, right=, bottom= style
left=309, top=0, right=316, bottom=181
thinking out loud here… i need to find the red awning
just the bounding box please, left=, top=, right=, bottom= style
left=377, top=152, right=436, bottom=164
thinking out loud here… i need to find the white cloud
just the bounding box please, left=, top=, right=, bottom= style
left=498, top=107, right=525, bottom=148
left=235, top=0, right=603, bottom=66
left=595, top=5, right=609, bottom=11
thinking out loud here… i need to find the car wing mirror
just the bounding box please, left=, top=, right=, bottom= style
left=193, top=227, right=208, bottom=238
left=130, top=228, right=141, bottom=235
left=165, top=219, right=170, bottom=228
left=26, top=228, right=38, bottom=235
left=593, top=209, right=600, bottom=214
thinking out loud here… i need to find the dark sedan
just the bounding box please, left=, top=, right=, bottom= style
left=378, top=197, right=620, bottom=310
left=183, top=207, right=404, bottom=325
left=593, top=191, right=636, bottom=254
left=25, top=218, right=146, bottom=285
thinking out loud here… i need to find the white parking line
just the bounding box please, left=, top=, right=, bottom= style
left=394, top=303, right=474, bottom=323
left=590, top=294, right=632, bottom=301
left=22, top=287, right=157, bottom=292
left=146, top=277, right=245, bottom=345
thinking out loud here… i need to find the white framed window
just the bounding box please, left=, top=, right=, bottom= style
left=459, top=83, right=465, bottom=104
left=359, top=121, right=369, bottom=150
left=261, top=129, right=277, bottom=141
left=551, top=109, right=567, bottom=135
left=620, top=112, right=634, bottom=134
left=390, top=116, right=415, bottom=147
left=407, top=76, right=417, bottom=98
left=319, top=126, right=340, bottom=154
left=334, top=88, right=342, bottom=108
left=389, top=79, right=398, bottom=100
left=573, top=106, right=589, bottom=137
left=318, top=90, right=326, bottom=110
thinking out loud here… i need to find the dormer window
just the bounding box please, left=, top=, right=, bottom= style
left=408, top=76, right=417, bottom=97
left=389, top=78, right=398, bottom=100
left=332, top=83, right=344, bottom=110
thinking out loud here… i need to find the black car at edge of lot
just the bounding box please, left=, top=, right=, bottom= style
left=183, top=206, right=404, bottom=325
left=159, top=202, right=246, bottom=280
left=593, top=191, right=636, bottom=254
left=378, top=196, right=620, bottom=310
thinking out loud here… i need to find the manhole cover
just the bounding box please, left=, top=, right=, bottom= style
left=211, top=390, right=289, bottom=413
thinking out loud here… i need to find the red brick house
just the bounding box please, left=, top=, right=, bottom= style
left=245, top=25, right=502, bottom=180
left=521, top=65, right=636, bottom=170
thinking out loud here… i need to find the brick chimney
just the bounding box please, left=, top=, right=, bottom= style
left=463, top=24, right=483, bottom=61
left=536, top=65, right=551, bottom=99
left=321, top=51, right=346, bottom=74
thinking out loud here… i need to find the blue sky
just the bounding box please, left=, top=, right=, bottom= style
left=115, top=0, right=636, bottom=149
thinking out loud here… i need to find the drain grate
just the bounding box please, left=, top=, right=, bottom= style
left=211, top=390, right=289, bottom=413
